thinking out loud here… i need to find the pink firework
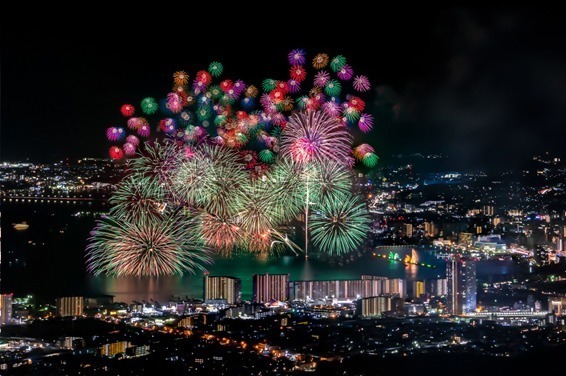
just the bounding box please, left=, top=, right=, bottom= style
left=109, top=146, right=124, bottom=160
left=353, top=75, right=371, bottom=92
left=289, top=65, right=307, bottom=82
left=322, top=101, right=341, bottom=117
left=106, top=127, right=124, bottom=142
left=167, top=93, right=183, bottom=113
left=123, top=142, right=136, bottom=156
left=272, top=112, right=287, bottom=126
left=358, top=113, right=374, bottom=133
left=314, top=71, right=330, bottom=87
left=288, top=49, right=306, bottom=66
left=280, top=109, right=352, bottom=166
left=121, top=104, right=135, bottom=117
left=126, top=135, right=139, bottom=147
left=127, top=117, right=141, bottom=130
left=287, top=79, right=301, bottom=94
left=137, top=124, right=150, bottom=138
left=184, top=146, right=196, bottom=158
left=337, top=64, right=354, bottom=80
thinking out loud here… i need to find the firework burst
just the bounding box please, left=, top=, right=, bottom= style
left=280, top=109, right=352, bottom=166
left=309, top=194, right=370, bottom=255
left=86, top=213, right=211, bottom=277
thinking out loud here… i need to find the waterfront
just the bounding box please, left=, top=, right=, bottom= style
left=1, top=202, right=526, bottom=303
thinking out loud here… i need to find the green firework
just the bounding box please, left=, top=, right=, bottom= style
left=310, top=194, right=371, bottom=255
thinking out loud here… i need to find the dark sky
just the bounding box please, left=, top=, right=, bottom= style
left=2, top=8, right=565, bottom=172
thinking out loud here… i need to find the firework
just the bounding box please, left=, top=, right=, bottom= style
left=126, top=135, right=139, bottom=147
left=109, top=146, right=124, bottom=160
left=86, top=213, right=211, bottom=277
left=288, top=49, right=306, bottom=66
left=173, top=71, right=190, bottom=86
left=358, top=113, right=374, bottom=133
left=330, top=55, right=347, bottom=72
left=362, top=153, right=379, bottom=168
left=121, top=104, right=135, bottom=117
left=337, top=64, right=353, bottom=80
left=312, top=53, right=329, bottom=69
left=262, top=79, right=277, bottom=92
left=353, top=75, right=371, bottom=92
left=123, top=142, right=136, bottom=156
left=96, top=47, right=379, bottom=264
left=141, top=97, right=158, bottom=115
left=208, top=61, right=224, bottom=77
left=324, top=79, right=342, bottom=97
left=106, top=127, right=125, bottom=142
left=109, top=174, right=167, bottom=221
left=309, top=162, right=352, bottom=204
left=258, top=149, right=276, bottom=164
left=290, top=65, right=307, bottom=82
left=287, top=79, right=301, bottom=94
left=280, top=109, right=352, bottom=166
left=199, top=212, right=243, bottom=255
left=309, top=194, right=370, bottom=255
left=245, top=85, right=259, bottom=98
left=314, top=71, right=331, bottom=87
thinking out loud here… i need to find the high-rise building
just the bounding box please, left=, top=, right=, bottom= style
left=482, top=205, right=494, bottom=216
left=0, top=294, right=12, bottom=325
left=292, top=277, right=387, bottom=302
left=382, top=278, right=406, bottom=298
left=203, top=276, right=241, bottom=304
left=403, top=223, right=413, bottom=238
left=252, top=274, right=290, bottom=303
left=412, top=281, right=425, bottom=299
left=425, top=278, right=448, bottom=297
left=446, top=257, right=476, bottom=315
left=56, top=296, right=84, bottom=317
left=358, top=295, right=393, bottom=317
left=424, top=221, right=437, bottom=237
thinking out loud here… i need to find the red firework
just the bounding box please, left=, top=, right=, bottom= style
left=289, top=65, right=307, bottom=82
left=121, top=104, right=135, bottom=117
left=109, top=146, right=124, bottom=160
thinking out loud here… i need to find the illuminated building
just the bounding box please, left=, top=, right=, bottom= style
left=56, top=296, right=84, bottom=317
left=412, top=281, right=425, bottom=299
left=0, top=294, right=12, bottom=325
left=403, top=223, right=413, bottom=238
left=359, top=295, right=392, bottom=317
left=203, top=276, right=241, bottom=304
left=493, top=216, right=501, bottom=227
left=292, top=276, right=397, bottom=302
left=446, top=257, right=476, bottom=314
left=100, top=341, right=131, bottom=357
left=425, top=278, right=448, bottom=297
left=424, top=221, right=437, bottom=237
left=548, top=297, right=566, bottom=316
left=252, top=274, right=290, bottom=303
left=482, top=205, right=494, bottom=216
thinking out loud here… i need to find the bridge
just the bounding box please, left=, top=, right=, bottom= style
left=2, top=196, right=99, bottom=203
left=466, top=310, right=548, bottom=319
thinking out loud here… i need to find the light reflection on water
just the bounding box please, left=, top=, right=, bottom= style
left=86, top=248, right=520, bottom=303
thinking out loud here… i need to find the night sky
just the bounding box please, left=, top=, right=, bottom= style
left=2, top=8, right=565, bottom=172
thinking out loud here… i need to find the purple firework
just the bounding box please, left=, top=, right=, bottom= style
left=337, top=64, right=354, bottom=80
left=358, top=113, right=374, bottom=133
left=288, top=49, right=306, bottom=66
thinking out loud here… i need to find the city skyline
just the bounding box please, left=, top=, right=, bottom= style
left=2, top=8, right=566, bottom=375
left=2, top=8, right=566, bottom=173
